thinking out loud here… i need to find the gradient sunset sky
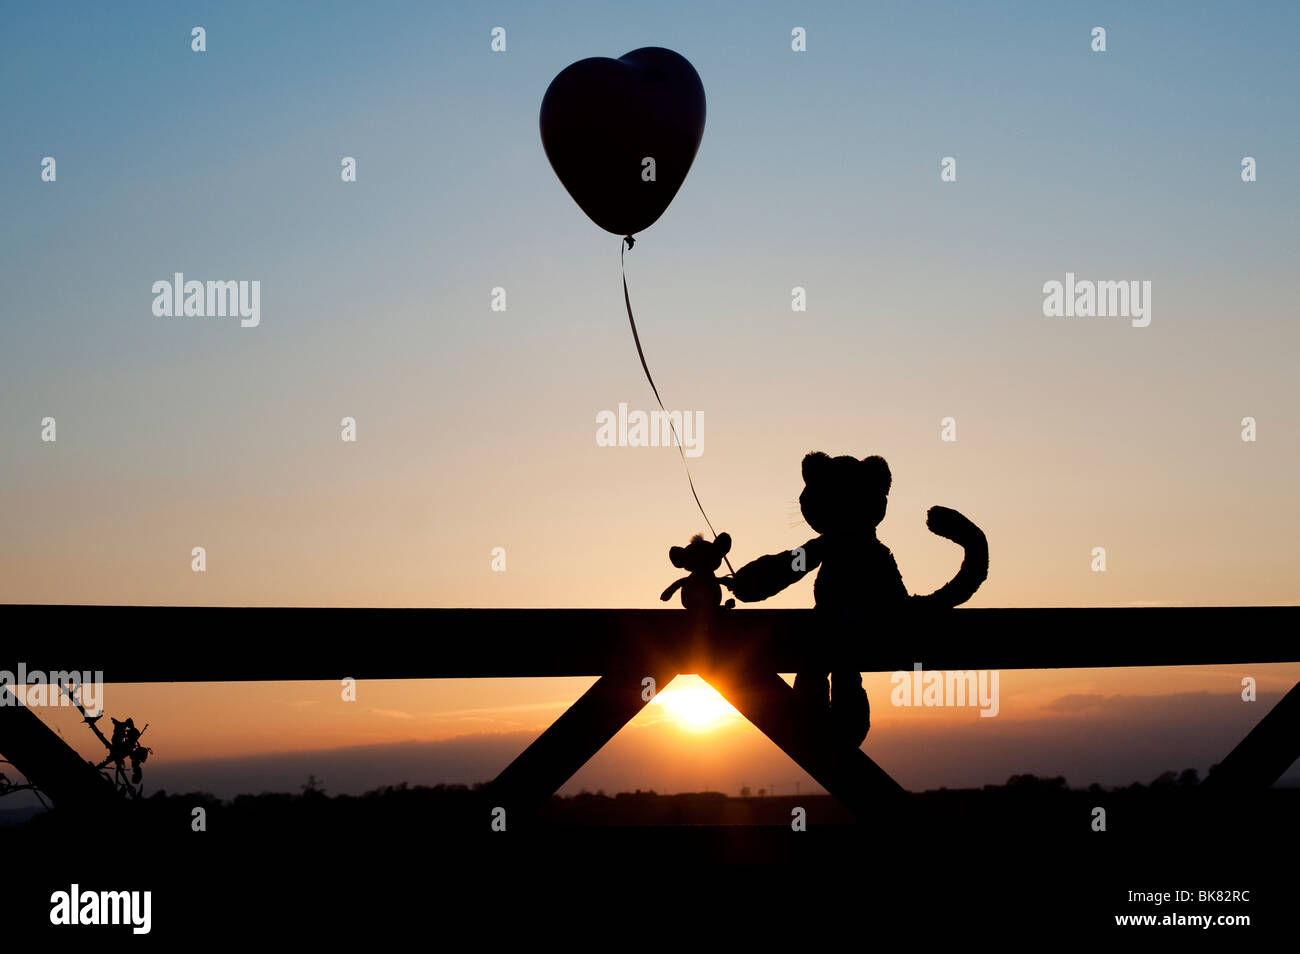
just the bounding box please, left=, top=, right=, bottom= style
left=2, top=1, right=1297, bottom=800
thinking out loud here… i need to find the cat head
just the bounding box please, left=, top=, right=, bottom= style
left=798, top=452, right=891, bottom=535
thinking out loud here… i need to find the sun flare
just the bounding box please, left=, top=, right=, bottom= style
left=650, top=677, right=741, bottom=731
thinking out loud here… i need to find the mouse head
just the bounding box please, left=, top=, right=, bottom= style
left=798, top=452, right=890, bottom=535
left=669, top=533, right=732, bottom=573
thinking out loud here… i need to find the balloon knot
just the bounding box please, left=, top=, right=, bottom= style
left=623, top=235, right=635, bottom=251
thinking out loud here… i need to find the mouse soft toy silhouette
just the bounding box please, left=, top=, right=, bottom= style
left=660, top=533, right=736, bottom=610
left=727, top=452, right=989, bottom=747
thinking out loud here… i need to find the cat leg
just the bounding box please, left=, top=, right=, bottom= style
left=830, top=670, right=870, bottom=747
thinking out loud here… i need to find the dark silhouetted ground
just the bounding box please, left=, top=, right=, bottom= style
left=3, top=773, right=1292, bottom=937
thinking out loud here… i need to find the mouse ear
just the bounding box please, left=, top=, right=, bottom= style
left=714, top=532, right=731, bottom=555
left=802, top=451, right=831, bottom=483
left=669, top=546, right=687, bottom=568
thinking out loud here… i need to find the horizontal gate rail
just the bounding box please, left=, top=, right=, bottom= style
left=2, top=605, right=1296, bottom=681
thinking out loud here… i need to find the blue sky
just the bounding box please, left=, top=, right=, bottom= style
left=3, top=0, right=1297, bottom=609
left=2, top=0, right=1298, bottom=801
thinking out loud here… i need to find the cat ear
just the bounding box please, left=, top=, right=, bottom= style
left=801, top=451, right=832, bottom=483
left=860, top=455, right=892, bottom=495
left=714, top=532, right=732, bottom=555
left=669, top=546, right=687, bottom=568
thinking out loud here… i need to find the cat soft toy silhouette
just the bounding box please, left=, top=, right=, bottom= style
left=660, top=533, right=736, bottom=611
left=725, top=452, right=988, bottom=746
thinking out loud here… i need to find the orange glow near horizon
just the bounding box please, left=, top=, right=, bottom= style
left=22, top=663, right=1300, bottom=798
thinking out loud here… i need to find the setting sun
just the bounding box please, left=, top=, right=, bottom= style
left=650, top=676, right=742, bottom=731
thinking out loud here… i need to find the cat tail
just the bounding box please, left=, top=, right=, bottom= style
left=911, top=506, right=988, bottom=608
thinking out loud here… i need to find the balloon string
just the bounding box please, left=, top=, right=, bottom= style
left=621, top=236, right=735, bottom=577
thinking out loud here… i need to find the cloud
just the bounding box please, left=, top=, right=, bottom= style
left=1042, top=693, right=1108, bottom=711
left=366, top=707, right=416, bottom=720
left=141, top=689, right=1298, bottom=800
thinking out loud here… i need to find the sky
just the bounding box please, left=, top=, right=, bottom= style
left=2, top=1, right=1297, bottom=803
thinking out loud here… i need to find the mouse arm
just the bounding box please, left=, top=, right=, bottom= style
left=726, top=537, right=823, bottom=603
left=660, top=577, right=688, bottom=602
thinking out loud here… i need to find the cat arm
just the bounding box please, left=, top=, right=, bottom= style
left=725, top=537, right=823, bottom=603
left=910, top=506, right=988, bottom=607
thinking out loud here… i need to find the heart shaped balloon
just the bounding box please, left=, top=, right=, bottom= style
left=540, top=47, right=706, bottom=238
